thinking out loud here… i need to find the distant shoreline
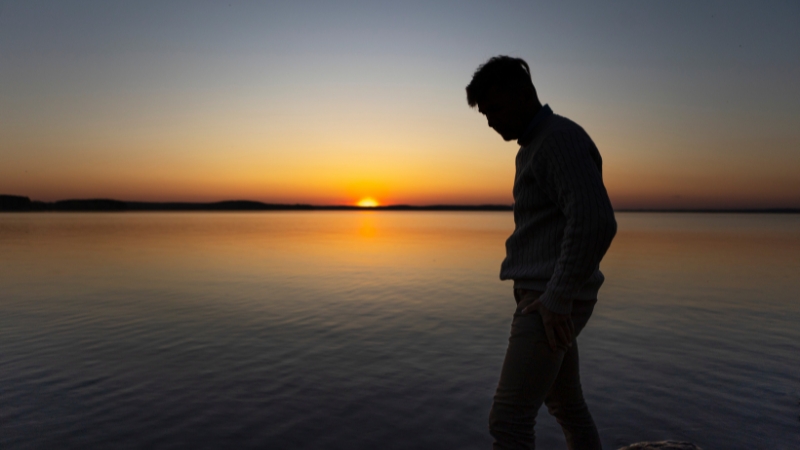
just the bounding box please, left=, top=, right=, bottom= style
left=1, top=195, right=798, bottom=213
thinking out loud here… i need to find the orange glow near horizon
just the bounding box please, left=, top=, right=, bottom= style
left=356, top=197, right=380, bottom=208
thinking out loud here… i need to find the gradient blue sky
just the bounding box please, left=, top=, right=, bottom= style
left=2, top=1, right=798, bottom=207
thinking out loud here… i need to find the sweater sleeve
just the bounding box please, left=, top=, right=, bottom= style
left=532, top=130, right=617, bottom=314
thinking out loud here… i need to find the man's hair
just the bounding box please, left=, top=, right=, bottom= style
left=466, top=56, right=537, bottom=107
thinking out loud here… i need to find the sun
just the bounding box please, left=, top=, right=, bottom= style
left=356, top=197, right=379, bottom=208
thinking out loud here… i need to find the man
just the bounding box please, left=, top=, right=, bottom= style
left=466, top=56, right=617, bottom=449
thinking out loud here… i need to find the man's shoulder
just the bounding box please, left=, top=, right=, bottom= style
left=544, top=113, right=587, bottom=137
left=520, top=114, right=601, bottom=174
left=524, top=114, right=589, bottom=154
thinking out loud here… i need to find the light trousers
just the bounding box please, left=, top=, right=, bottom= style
left=489, top=289, right=602, bottom=450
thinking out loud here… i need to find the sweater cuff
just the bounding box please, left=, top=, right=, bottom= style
left=538, top=291, right=573, bottom=315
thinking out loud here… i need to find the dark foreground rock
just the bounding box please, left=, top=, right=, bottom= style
left=619, top=441, right=702, bottom=450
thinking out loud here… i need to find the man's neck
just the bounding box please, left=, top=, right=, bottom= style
left=516, top=103, right=542, bottom=137
left=527, top=102, right=543, bottom=122
left=516, top=103, right=551, bottom=146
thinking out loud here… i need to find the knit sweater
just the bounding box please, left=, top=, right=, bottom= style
left=500, top=107, right=617, bottom=314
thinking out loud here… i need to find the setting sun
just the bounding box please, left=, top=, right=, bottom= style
left=356, top=197, right=379, bottom=208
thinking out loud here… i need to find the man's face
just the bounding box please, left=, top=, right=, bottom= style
left=477, top=85, right=529, bottom=141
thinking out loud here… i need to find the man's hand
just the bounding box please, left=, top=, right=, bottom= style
left=522, top=300, right=574, bottom=351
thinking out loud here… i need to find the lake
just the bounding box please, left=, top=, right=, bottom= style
left=1, top=212, right=798, bottom=449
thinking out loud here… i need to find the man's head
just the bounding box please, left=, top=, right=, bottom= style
left=466, top=56, right=541, bottom=141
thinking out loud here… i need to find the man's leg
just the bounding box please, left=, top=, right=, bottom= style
left=489, top=291, right=599, bottom=450
left=544, top=300, right=602, bottom=450
left=489, top=289, right=564, bottom=450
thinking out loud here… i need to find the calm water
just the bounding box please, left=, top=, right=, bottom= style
left=1, top=212, right=798, bottom=449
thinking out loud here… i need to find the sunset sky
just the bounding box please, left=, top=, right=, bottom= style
left=1, top=1, right=798, bottom=208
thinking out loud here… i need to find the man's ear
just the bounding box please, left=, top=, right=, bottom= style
left=520, top=86, right=537, bottom=105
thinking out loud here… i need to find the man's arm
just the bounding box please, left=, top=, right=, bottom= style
left=530, top=129, right=617, bottom=316
left=521, top=129, right=616, bottom=350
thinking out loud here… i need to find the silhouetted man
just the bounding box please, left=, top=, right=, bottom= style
left=466, top=56, right=616, bottom=450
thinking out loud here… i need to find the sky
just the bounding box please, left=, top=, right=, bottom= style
left=1, top=0, right=798, bottom=208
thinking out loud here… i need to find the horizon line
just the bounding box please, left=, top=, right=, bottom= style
left=1, top=195, right=799, bottom=214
